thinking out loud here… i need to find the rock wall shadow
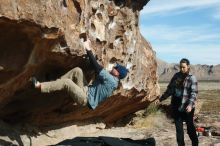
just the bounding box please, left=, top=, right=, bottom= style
left=54, top=136, right=156, bottom=146
left=0, top=139, right=17, bottom=146
left=0, top=120, right=26, bottom=146
left=0, top=119, right=41, bottom=146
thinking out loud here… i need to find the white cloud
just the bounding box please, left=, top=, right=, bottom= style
left=140, top=24, right=220, bottom=43
left=213, top=8, right=220, bottom=20
left=141, top=0, right=220, bottom=15
left=140, top=24, right=220, bottom=65
left=153, top=43, right=220, bottom=65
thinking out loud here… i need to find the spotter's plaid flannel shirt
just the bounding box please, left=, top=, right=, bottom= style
left=160, top=72, right=198, bottom=108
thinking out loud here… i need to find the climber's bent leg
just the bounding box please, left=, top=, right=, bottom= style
left=61, top=67, right=88, bottom=88
left=41, top=78, right=88, bottom=106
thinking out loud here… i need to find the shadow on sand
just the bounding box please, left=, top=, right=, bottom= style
left=54, top=136, right=156, bottom=146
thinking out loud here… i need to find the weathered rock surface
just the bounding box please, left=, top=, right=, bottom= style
left=0, top=0, right=158, bottom=127
left=157, top=59, right=220, bottom=82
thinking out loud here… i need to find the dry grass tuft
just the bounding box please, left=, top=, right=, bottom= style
left=131, top=104, right=170, bottom=129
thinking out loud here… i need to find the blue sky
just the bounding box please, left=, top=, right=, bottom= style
left=140, top=0, right=220, bottom=65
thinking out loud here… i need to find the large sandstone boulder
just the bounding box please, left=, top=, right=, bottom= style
left=0, top=0, right=158, bottom=127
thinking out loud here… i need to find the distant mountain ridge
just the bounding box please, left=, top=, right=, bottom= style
left=157, top=59, right=220, bottom=82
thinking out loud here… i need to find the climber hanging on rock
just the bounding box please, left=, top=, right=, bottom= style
left=30, top=39, right=128, bottom=109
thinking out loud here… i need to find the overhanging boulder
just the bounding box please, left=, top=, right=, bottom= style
left=0, top=0, right=159, bottom=127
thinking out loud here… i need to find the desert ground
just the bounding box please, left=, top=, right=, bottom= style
left=0, top=82, right=220, bottom=146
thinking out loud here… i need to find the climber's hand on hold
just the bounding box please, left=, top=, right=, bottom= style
left=83, top=39, right=92, bottom=51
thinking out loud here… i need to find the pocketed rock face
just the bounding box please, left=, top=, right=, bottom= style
left=0, top=0, right=158, bottom=127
